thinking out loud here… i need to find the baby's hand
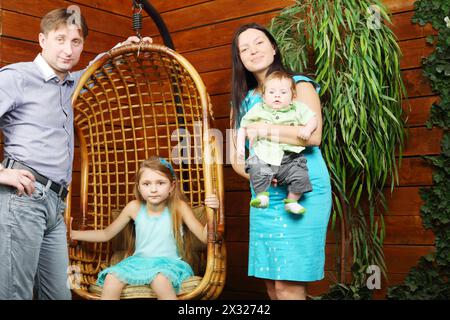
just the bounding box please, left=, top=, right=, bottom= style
left=204, top=194, right=219, bottom=209
left=297, top=127, right=313, bottom=140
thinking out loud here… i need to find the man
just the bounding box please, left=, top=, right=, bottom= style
left=0, top=8, right=151, bottom=300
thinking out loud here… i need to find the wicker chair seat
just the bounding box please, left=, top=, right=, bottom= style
left=88, top=276, right=202, bottom=299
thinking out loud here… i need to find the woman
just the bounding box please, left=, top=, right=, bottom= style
left=230, top=23, right=332, bottom=300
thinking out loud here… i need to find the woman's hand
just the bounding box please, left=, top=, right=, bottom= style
left=245, top=122, right=269, bottom=147
left=236, top=128, right=247, bottom=161
left=293, top=82, right=323, bottom=146
left=297, top=127, right=313, bottom=140
left=204, top=194, right=219, bottom=209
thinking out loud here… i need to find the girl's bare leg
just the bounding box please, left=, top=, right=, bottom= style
left=151, top=273, right=178, bottom=300
left=101, top=274, right=127, bottom=300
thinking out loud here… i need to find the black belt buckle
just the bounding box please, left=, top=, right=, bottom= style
left=57, top=185, right=69, bottom=200
left=4, top=158, right=68, bottom=200
left=52, top=182, right=68, bottom=200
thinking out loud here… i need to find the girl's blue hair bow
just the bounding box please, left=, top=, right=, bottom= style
left=159, top=157, right=176, bottom=179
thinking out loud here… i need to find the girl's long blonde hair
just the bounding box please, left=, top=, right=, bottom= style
left=124, top=156, right=193, bottom=265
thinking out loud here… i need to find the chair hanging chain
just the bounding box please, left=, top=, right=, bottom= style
left=132, top=1, right=143, bottom=39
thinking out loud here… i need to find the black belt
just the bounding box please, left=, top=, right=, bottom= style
left=3, top=158, right=68, bottom=200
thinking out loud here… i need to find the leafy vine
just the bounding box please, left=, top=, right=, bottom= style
left=388, top=0, right=450, bottom=299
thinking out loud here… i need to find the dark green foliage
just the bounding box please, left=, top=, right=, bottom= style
left=388, top=0, right=450, bottom=300
left=269, top=0, right=406, bottom=298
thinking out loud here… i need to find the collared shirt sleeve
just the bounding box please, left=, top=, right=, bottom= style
left=0, top=67, right=23, bottom=117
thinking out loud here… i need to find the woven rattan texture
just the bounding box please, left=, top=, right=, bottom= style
left=67, top=45, right=225, bottom=300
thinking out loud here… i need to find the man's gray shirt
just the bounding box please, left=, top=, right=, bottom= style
left=0, top=54, right=82, bottom=185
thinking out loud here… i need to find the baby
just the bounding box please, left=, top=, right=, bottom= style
left=237, top=71, right=318, bottom=214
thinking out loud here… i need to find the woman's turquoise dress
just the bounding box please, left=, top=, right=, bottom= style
left=243, top=76, right=332, bottom=282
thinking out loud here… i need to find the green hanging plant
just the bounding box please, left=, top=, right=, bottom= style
left=388, top=0, right=450, bottom=300
left=269, top=0, right=406, bottom=299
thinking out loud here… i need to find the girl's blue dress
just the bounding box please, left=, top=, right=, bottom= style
left=96, top=204, right=193, bottom=293
left=243, top=76, right=332, bottom=281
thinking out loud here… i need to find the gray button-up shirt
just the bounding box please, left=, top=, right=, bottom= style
left=0, top=54, right=83, bottom=185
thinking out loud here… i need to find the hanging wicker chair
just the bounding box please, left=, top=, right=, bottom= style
left=65, top=43, right=226, bottom=299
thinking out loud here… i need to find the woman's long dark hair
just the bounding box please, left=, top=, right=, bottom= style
left=230, top=23, right=286, bottom=129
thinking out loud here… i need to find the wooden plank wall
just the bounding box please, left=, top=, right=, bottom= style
left=0, top=0, right=440, bottom=299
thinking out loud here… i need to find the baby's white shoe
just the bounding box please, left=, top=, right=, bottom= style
left=250, top=192, right=270, bottom=208
left=284, top=199, right=306, bottom=214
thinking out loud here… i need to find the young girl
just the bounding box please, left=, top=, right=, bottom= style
left=70, top=156, right=219, bottom=300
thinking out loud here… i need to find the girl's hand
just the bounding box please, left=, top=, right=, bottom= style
left=69, top=217, right=74, bottom=239
left=67, top=217, right=78, bottom=247
left=204, top=194, right=219, bottom=209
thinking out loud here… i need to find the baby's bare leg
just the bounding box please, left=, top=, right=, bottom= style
left=287, top=192, right=301, bottom=201
left=151, top=273, right=178, bottom=300
left=101, top=273, right=127, bottom=300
